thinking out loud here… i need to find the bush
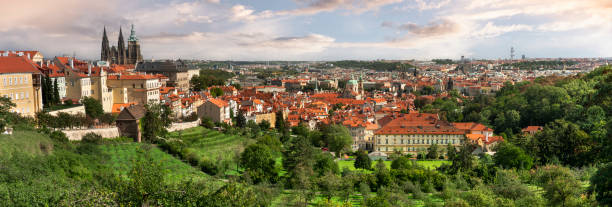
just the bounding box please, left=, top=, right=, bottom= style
left=50, top=131, right=69, bottom=143
left=81, top=132, right=102, bottom=144
left=182, top=113, right=198, bottom=122
left=199, top=159, right=218, bottom=175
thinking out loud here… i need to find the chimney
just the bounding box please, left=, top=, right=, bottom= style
left=69, top=58, right=74, bottom=69
left=46, top=60, right=50, bottom=67
left=27, top=53, right=31, bottom=60
left=88, top=63, right=92, bottom=76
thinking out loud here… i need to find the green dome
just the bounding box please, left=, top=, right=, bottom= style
left=347, top=79, right=358, bottom=85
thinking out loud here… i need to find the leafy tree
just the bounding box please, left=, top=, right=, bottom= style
left=354, top=149, right=372, bottom=170
left=543, top=175, right=582, bottom=207
left=322, top=124, right=352, bottom=158
left=493, top=142, right=533, bottom=170
left=590, top=162, right=612, bottom=206
left=390, top=156, right=412, bottom=170
left=534, top=119, right=591, bottom=166
left=82, top=96, right=103, bottom=119
left=446, top=143, right=456, bottom=160
left=141, top=104, right=168, bottom=143
left=236, top=111, right=246, bottom=128
left=0, top=97, right=15, bottom=131
left=117, top=153, right=165, bottom=206
left=314, top=153, right=339, bottom=176
left=240, top=144, right=277, bottom=184
left=52, top=78, right=60, bottom=105
left=426, top=143, right=440, bottom=159
left=81, top=132, right=102, bottom=144
left=210, top=87, right=224, bottom=97
left=258, top=120, right=270, bottom=130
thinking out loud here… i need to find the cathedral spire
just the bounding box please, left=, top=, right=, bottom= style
left=101, top=26, right=110, bottom=62
left=117, top=26, right=126, bottom=64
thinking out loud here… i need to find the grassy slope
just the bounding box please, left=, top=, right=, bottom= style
left=98, top=143, right=212, bottom=184
left=168, top=126, right=255, bottom=174
left=0, top=131, right=54, bottom=157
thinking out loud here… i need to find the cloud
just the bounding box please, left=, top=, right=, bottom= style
left=277, top=0, right=403, bottom=16
left=472, top=22, right=532, bottom=38
left=398, top=19, right=459, bottom=36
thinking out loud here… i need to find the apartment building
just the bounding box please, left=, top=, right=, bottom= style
left=107, top=74, right=161, bottom=105
left=55, top=57, right=113, bottom=112
left=0, top=56, right=43, bottom=116
left=373, top=113, right=466, bottom=155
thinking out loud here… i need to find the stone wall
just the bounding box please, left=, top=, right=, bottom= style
left=168, top=120, right=200, bottom=132
left=63, top=127, right=120, bottom=141
left=63, top=119, right=199, bottom=141
left=48, top=105, right=86, bottom=116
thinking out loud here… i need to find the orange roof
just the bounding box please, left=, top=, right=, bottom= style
left=112, top=102, right=138, bottom=114
left=108, top=74, right=157, bottom=80
left=0, top=56, right=42, bottom=74
left=452, top=122, right=494, bottom=132
left=375, top=113, right=464, bottom=135
left=466, top=134, right=485, bottom=141
left=208, top=98, right=228, bottom=108
left=522, top=126, right=543, bottom=132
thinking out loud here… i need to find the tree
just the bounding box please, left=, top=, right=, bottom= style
left=52, top=78, right=60, bottom=105
left=590, top=162, right=612, bottom=206
left=0, top=97, right=15, bottom=131
left=446, top=143, right=456, bottom=160
left=314, top=153, right=339, bottom=176
left=258, top=120, right=270, bottom=130
left=82, top=96, right=103, bottom=119
left=322, top=124, right=352, bottom=158
left=534, top=119, right=591, bottom=166
left=390, top=156, right=411, bottom=170
left=210, top=87, right=224, bottom=97
left=426, top=143, right=440, bottom=159
left=118, top=153, right=165, bottom=206
left=161, top=104, right=172, bottom=127
left=240, top=144, right=277, bottom=184
left=543, top=175, right=582, bottom=207
left=354, top=149, right=372, bottom=170
left=236, top=111, right=246, bottom=128
left=493, top=142, right=533, bottom=170
left=141, top=104, right=168, bottom=143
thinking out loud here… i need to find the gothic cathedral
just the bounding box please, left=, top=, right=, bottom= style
left=101, top=25, right=143, bottom=65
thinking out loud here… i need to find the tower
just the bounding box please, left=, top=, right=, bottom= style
left=101, top=26, right=111, bottom=62
left=117, top=27, right=126, bottom=64
left=127, top=24, right=143, bottom=64
left=510, top=47, right=515, bottom=61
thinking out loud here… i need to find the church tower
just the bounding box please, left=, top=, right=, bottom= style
left=117, top=27, right=127, bottom=65
left=126, top=24, right=143, bottom=64
left=101, top=27, right=111, bottom=63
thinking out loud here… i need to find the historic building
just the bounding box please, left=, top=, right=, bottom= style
left=135, top=60, right=196, bottom=91
left=101, top=25, right=143, bottom=65
left=0, top=55, right=43, bottom=117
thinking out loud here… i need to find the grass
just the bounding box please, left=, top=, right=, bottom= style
left=98, top=143, right=213, bottom=185
left=167, top=126, right=255, bottom=175
left=337, top=160, right=450, bottom=172
left=0, top=130, right=54, bottom=157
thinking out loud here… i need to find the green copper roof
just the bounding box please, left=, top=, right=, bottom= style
left=128, top=24, right=138, bottom=42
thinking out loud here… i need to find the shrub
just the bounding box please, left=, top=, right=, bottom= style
left=50, top=131, right=69, bottom=143
left=199, top=159, right=218, bottom=175
left=81, top=132, right=102, bottom=144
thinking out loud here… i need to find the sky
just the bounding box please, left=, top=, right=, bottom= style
left=1, top=0, right=611, bottom=61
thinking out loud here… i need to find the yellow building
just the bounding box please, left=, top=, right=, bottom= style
left=0, top=56, right=43, bottom=116
left=55, top=57, right=114, bottom=112
left=107, top=73, right=161, bottom=105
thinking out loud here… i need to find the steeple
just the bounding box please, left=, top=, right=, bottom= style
left=101, top=26, right=110, bottom=62
left=117, top=26, right=126, bottom=64
left=128, top=24, right=138, bottom=42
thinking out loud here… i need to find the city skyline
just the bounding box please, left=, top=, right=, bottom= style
left=1, top=0, right=611, bottom=60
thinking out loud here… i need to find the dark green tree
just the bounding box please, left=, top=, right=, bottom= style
left=82, top=96, right=103, bottom=118
left=426, top=143, right=440, bottom=159
left=141, top=104, right=168, bottom=143
left=236, top=110, right=246, bottom=128
left=0, top=97, right=15, bottom=131
left=590, top=162, right=612, bottom=206
left=493, top=142, right=533, bottom=170
left=52, top=78, right=60, bottom=105
left=322, top=124, right=352, bottom=158
left=354, top=149, right=372, bottom=170
left=390, top=156, right=412, bottom=170
left=240, top=144, right=277, bottom=184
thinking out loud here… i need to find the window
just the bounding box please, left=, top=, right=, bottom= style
left=2, top=78, right=5, bottom=86
left=24, top=77, right=27, bottom=84
left=20, top=92, right=24, bottom=99
left=9, top=78, right=12, bottom=85
left=19, top=77, right=23, bottom=84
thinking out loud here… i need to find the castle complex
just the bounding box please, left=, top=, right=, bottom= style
left=100, top=25, right=142, bottom=65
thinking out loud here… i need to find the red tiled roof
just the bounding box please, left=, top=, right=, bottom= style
left=208, top=98, right=228, bottom=108
left=0, top=56, right=42, bottom=74
left=108, top=74, right=158, bottom=80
